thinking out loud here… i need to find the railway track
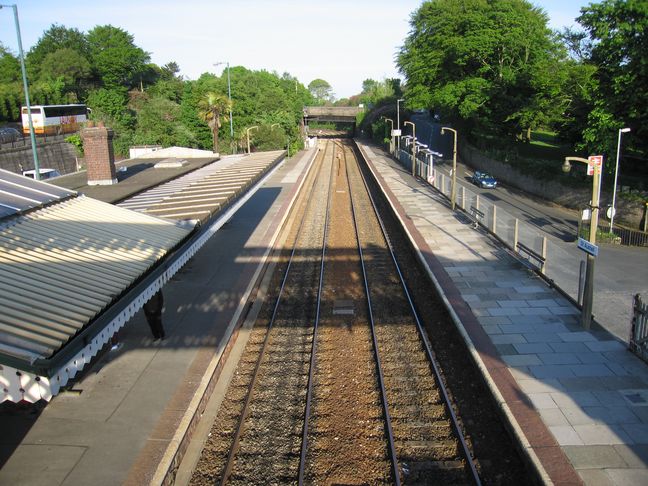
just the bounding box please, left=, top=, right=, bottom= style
left=190, top=140, right=482, bottom=485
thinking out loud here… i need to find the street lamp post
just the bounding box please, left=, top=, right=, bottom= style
left=246, top=126, right=258, bottom=154
left=1, top=4, right=40, bottom=179
left=404, top=121, right=416, bottom=177
left=441, top=127, right=458, bottom=210
left=397, top=98, right=404, bottom=152
left=214, top=61, right=234, bottom=152
left=611, top=127, right=631, bottom=232
left=563, top=156, right=602, bottom=330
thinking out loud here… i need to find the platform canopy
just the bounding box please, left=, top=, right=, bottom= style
left=0, top=169, right=195, bottom=403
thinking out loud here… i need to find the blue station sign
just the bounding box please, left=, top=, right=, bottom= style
left=577, top=237, right=599, bottom=257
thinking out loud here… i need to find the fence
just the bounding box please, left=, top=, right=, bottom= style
left=630, top=294, right=648, bottom=363
left=396, top=148, right=586, bottom=305
left=579, top=218, right=648, bottom=248
left=0, top=133, right=69, bottom=150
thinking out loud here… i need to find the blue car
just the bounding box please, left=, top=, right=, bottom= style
left=470, top=171, right=497, bottom=189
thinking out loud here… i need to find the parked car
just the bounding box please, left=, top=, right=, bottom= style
left=22, top=168, right=61, bottom=180
left=470, top=171, right=498, bottom=189
left=0, top=127, right=21, bottom=144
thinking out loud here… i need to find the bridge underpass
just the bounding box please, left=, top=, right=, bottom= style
left=303, top=106, right=363, bottom=137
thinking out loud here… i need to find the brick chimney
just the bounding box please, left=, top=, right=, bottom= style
left=82, top=123, right=118, bottom=185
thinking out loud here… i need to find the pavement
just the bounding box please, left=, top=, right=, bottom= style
left=357, top=140, right=648, bottom=485
left=0, top=147, right=317, bottom=485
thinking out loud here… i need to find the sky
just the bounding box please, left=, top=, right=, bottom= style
left=1, top=0, right=592, bottom=99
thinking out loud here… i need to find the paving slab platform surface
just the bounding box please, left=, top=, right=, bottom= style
left=0, top=148, right=316, bottom=485
left=356, top=140, right=648, bottom=485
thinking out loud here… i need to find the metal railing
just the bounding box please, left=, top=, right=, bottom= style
left=579, top=218, right=648, bottom=247
left=630, top=294, right=648, bottom=362
left=397, top=149, right=582, bottom=302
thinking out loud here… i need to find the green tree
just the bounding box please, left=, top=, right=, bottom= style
left=198, top=91, right=231, bottom=153
left=86, top=25, right=150, bottom=89
left=397, top=0, right=565, bottom=141
left=308, top=78, right=334, bottom=103
left=0, top=44, right=22, bottom=121
left=0, top=43, right=20, bottom=83
left=39, top=48, right=92, bottom=100
left=577, top=0, right=648, bottom=155
left=26, top=24, right=90, bottom=81
left=132, top=94, right=188, bottom=147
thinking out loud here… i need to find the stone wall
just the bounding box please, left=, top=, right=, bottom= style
left=0, top=140, right=80, bottom=176
left=460, top=142, right=647, bottom=229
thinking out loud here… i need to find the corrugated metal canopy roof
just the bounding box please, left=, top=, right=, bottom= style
left=0, top=169, right=75, bottom=219
left=0, top=195, right=192, bottom=363
left=119, top=151, right=285, bottom=222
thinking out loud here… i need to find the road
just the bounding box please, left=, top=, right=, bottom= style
left=409, top=114, right=648, bottom=342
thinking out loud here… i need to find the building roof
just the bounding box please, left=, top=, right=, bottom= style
left=0, top=149, right=286, bottom=402
left=0, top=175, right=192, bottom=366
left=119, top=151, right=285, bottom=222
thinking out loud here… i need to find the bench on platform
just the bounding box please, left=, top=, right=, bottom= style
left=516, top=242, right=546, bottom=273
left=469, top=205, right=484, bottom=228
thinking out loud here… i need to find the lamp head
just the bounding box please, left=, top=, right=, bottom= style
left=562, top=159, right=572, bottom=173
left=441, top=128, right=446, bottom=135
left=620, top=127, right=631, bottom=133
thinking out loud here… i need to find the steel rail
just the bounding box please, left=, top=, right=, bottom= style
left=298, top=140, right=337, bottom=485
left=344, top=142, right=402, bottom=485
left=219, top=142, right=330, bottom=485
left=353, top=142, right=483, bottom=485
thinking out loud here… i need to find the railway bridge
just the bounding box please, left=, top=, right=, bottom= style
left=303, top=106, right=363, bottom=136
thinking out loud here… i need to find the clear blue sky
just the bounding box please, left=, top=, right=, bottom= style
left=1, top=0, right=591, bottom=99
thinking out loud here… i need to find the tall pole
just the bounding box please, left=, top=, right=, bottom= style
left=226, top=63, right=233, bottom=139
left=246, top=126, right=258, bottom=154
left=2, top=4, right=40, bottom=179
left=611, top=128, right=630, bottom=232
left=404, top=121, right=416, bottom=177
left=564, top=156, right=601, bottom=330
left=442, top=127, right=458, bottom=210
left=397, top=98, right=404, bottom=153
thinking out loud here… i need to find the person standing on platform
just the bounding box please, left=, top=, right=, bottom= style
left=143, top=290, right=165, bottom=340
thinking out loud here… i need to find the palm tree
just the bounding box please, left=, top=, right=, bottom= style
left=198, top=92, right=231, bottom=153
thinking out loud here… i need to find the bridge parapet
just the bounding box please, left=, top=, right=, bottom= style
left=303, top=106, right=363, bottom=123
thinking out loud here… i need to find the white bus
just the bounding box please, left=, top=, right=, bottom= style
left=21, top=104, right=89, bottom=135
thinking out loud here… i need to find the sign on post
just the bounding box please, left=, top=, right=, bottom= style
left=577, top=237, right=599, bottom=257
left=391, top=129, right=401, bottom=137
left=587, top=155, right=603, bottom=176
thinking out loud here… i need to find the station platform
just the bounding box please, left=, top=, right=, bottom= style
left=356, top=140, right=648, bottom=485
left=0, top=148, right=317, bottom=485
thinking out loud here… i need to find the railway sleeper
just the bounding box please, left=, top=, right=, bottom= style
left=236, top=435, right=302, bottom=456
left=383, top=388, right=442, bottom=405
left=253, top=374, right=308, bottom=389
left=400, top=460, right=469, bottom=485
left=228, top=461, right=299, bottom=484
left=396, top=440, right=460, bottom=460
left=382, top=375, right=439, bottom=391
left=251, top=386, right=308, bottom=401
left=389, top=403, right=447, bottom=419
left=392, top=422, right=454, bottom=440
